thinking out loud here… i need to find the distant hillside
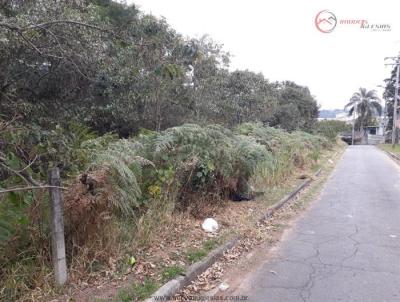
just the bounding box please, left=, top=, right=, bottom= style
left=319, top=109, right=344, bottom=119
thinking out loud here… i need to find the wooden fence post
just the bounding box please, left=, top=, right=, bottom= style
left=49, top=167, right=67, bottom=285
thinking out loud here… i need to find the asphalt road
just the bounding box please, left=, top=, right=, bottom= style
left=233, top=146, right=400, bottom=302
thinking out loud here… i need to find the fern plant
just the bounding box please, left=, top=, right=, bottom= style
left=235, top=122, right=330, bottom=184
left=81, top=138, right=150, bottom=216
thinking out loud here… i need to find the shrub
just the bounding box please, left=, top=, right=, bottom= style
left=64, top=123, right=330, bottom=221
left=236, top=123, right=330, bottom=185
left=137, top=124, right=272, bottom=209
left=315, top=120, right=351, bottom=141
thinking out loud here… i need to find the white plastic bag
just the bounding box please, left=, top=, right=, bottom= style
left=201, top=218, right=219, bottom=232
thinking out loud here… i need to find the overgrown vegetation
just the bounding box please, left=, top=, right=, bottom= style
left=315, top=120, right=351, bottom=141
left=0, top=0, right=339, bottom=300
left=0, top=120, right=332, bottom=300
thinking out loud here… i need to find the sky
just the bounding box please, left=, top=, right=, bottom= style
left=128, top=0, right=400, bottom=110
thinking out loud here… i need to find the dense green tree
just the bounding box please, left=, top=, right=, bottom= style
left=267, top=81, right=319, bottom=131
left=0, top=0, right=193, bottom=135
left=0, top=0, right=319, bottom=135
left=315, top=120, right=351, bottom=141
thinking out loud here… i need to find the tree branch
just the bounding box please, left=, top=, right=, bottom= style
left=0, top=114, right=21, bottom=132
left=0, top=185, right=67, bottom=194
left=19, top=31, right=44, bottom=55
left=0, top=20, right=108, bottom=33
left=1, top=20, right=129, bottom=43
left=0, top=162, right=41, bottom=186
left=18, top=155, right=38, bottom=173
left=0, top=23, right=19, bottom=31
left=25, top=20, right=110, bottom=33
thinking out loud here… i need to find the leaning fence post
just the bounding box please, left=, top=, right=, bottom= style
left=49, top=167, right=67, bottom=285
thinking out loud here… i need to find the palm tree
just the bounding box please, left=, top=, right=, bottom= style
left=345, top=88, right=382, bottom=131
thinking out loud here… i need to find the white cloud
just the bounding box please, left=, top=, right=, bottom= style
left=129, top=0, right=400, bottom=109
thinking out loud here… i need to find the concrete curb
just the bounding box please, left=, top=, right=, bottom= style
left=146, top=168, right=322, bottom=301
left=145, top=238, right=238, bottom=302
left=259, top=168, right=322, bottom=222
left=382, top=149, right=400, bottom=164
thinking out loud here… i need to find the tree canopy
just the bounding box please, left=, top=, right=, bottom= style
left=0, top=0, right=319, bottom=136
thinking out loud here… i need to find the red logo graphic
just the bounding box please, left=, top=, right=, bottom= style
left=315, top=10, right=337, bottom=33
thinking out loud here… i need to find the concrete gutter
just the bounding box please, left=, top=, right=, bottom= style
left=259, top=168, right=321, bottom=222
left=145, top=168, right=322, bottom=301
left=145, top=238, right=238, bottom=302
left=381, top=149, right=400, bottom=164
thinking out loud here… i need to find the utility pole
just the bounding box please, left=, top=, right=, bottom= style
left=351, top=102, right=356, bottom=145
left=377, top=85, right=390, bottom=139
left=385, top=55, right=400, bottom=146
left=393, top=62, right=400, bottom=146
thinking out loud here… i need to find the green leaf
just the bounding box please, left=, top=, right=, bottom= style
left=7, top=192, right=18, bottom=204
